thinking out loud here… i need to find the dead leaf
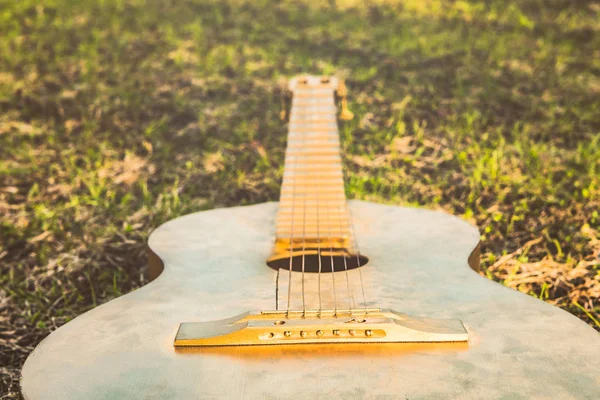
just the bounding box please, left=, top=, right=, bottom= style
left=203, top=152, right=224, bottom=173
left=29, top=231, right=52, bottom=244
left=99, top=154, right=149, bottom=186
left=2, top=187, right=19, bottom=194
left=142, top=141, right=153, bottom=155
left=391, top=136, right=416, bottom=154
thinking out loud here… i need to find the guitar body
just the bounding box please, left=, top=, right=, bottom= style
left=21, top=201, right=600, bottom=399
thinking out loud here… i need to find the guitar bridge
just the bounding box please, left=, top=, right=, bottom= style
left=173, top=309, right=468, bottom=347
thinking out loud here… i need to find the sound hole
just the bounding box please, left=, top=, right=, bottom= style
left=267, top=253, right=368, bottom=273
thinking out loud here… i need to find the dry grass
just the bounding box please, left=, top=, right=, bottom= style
left=1, top=0, right=599, bottom=397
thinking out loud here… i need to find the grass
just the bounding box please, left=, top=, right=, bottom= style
left=1, top=0, right=599, bottom=397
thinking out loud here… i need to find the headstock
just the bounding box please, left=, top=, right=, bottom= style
left=288, top=75, right=340, bottom=92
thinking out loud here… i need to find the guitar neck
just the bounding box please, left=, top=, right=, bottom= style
left=271, top=76, right=353, bottom=259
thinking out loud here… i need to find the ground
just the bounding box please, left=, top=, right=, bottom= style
left=1, top=0, right=599, bottom=398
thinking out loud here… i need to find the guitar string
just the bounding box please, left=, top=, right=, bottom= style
left=285, top=90, right=300, bottom=318
left=315, top=90, right=324, bottom=317
left=300, top=89, right=309, bottom=318
left=302, top=86, right=326, bottom=317
left=347, top=204, right=368, bottom=314
left=325, top=197, right=338, bottom=316
left=339, top=203, right=355, bottom=311
left=316, top=162, right=322, bottom=317
left=332, top=90, right=355, bottom=313
left=302, top=87, right=324, bottom=318
left=315, top=87, right=333, bottom=318
left=328, top=85, right=350, bottom=317
left=335, top=81, right=369, bottom=315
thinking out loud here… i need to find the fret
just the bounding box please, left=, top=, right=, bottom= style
left=278, top=210, right=347, bottom=217
left=287, top=135, right=340, bottom=141
left=286, top=151, right=341, bottom=157
left=276, top=215, right=348, bottom=222
left=279, top=189, right=345, bottom=194
left=290, top=107, right=337, bottom=115
left=286, top=145, right=340, bottom=151
left=283, top=170, right=344, bottom=176
left=284, top=154, right=342, bottom=159
left=283, top=173, right=343, bottom=179
left=276, top=217, right=349, bottom=225
left=282, top=163, right=343, bottom=169
left=289, top=125, right=338, bottom=129
left=276, top=220, right=349, bottom=225
left=293, top=92, right=335, bottom=98
left=276, top=216, right=349, bottom=222
left=285, top=152, right=341, bottom=158
left=289, top=119, right=337, bottom=125
left=281, top=184, right=344, bottom=191
left=285, top=150, right=341, bottom=156
left=277, top=216, right=349, bottom=223
left=289, top=125, right=337, bottom=131
left=278, top=201, right=347, bottom=207
left=290, top=110, right=336, bottom=117
left=290, top=121, right=336, bottom=127
left=277, top=222, right=350, bottom=229
left=287, top=141, right=340, bottom=149
left=293, top=93, right=334, bottom=99
left=288, top=132, right=339, bottom=138
left=276, top=222, right=349, bottom=229
left=276, top=209, right=348, bottom=215
left=284, top=161, right=342, bottom=166
left=276, top=226, right=350, bottom=233
left=289, top=129, right=338, bottom=135
left=278, top=204, right=348, bottom=211
left=280, top=186, right=344, bottom=192
left=279, top=200, right=346, bottom=206
left=293, top=88, right=335, bottom=94
left=281, top=191, right=345, bottom=198
left=282, top=165, right=342, bottom=173
left=279, top=196, right=346, bottom=203
left=276, top=216, right=348, bottom=222
left=281, top=180, right=344, bottom=187
left=276, top=227, right=350, bottom=234
left=285, top=151, right=341, bottom=158
left=275, top=232, right=350, bottom=239
left=293, top=99, right=334, bottom=106
left=276, top=233, right=350, bottom=239
left=283, top=162, right=342, bottom=169
left=286, top=144, right=340, bottom=150
left=289, top=118, right=337, bottom=124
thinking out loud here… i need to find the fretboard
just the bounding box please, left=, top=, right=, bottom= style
left=269, top=76, right=355, bottom=266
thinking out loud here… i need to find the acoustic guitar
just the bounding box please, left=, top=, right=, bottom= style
left=21, top=75, right=600, bottom=399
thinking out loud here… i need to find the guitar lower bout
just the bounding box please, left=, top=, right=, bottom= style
left=20, top=201, right=600, bottom=400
